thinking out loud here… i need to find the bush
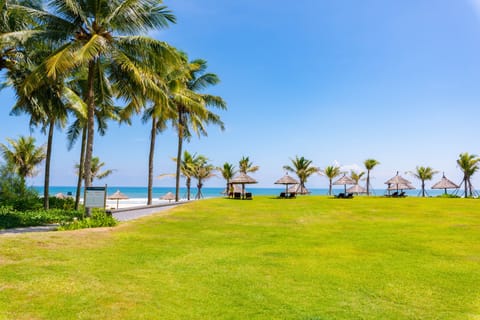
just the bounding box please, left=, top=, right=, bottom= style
left=0, top=206, right=83, bottom=229
left=58, top=211, right=117, bottom=231
left=436, top=193, right=461, bottom=198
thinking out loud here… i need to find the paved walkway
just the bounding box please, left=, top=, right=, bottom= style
left=0, top=201, right=188, bottom=235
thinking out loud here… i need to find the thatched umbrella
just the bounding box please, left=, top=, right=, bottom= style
left=55, top=192, right=67, bottom=199
left=108, top=190, right=129, bottom=209
left=333, top=174, right=356, bottom=193
left=160, top=192, right=175, bottom=202
left=275, top=173, right=299, bottom=196
left=347, top=184, right=367, bottom=194
left=230, top=173, right=258, bottom=198
left=288, top=184, right=310, bottom=195
left=385, top=172, right=412, bottom=193
left=431, top=173, right=459, bottom=195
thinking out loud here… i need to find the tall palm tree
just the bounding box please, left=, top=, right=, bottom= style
left=239, top=156, right=259, bottom=174
left=364, top=159, right=380, bottom=196
left=218, top=162, right=237, bottom=196
left=350, top=170, right=365, bottom=184
left=0, top=135, right=46, bottom=183
left=407, top=166, right=438, bottom=197
left=171, top=57, right=226, bottom=202
left=16, top=0, right=176, bottom=214
left=192, top=155, right=215, bottom=200
left=322, top=165, right=341, bottom=196
left=283, top=156, right=319, bottom=193
left=457, top=152, right=480, bottom=197
left=76, top=156, right=113, bottom=185
left=7, top=52, right=84, bottom=209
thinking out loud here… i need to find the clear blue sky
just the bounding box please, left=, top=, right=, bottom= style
left=2, top=0, right=480, bottom=189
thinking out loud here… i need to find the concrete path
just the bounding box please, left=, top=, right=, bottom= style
left=0, top=201, right=188, bottom=235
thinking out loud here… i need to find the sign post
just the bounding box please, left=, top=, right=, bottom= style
left=84, top=186, right=107, bottom=211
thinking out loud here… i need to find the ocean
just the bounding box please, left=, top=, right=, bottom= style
left=33, top=186, right=452, bottom=199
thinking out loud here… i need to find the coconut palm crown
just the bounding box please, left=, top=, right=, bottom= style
left=283, top=156, right=319, bottom=192
left=407, top=166, right=438, bottom=197
left=364, top=158, right=380, bottom=196
left=457, top=152, right=480, bottom=197
left=322, top=165, right=341, bottom=196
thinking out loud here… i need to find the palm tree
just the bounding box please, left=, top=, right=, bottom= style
left=76, top=156, right=113, bottom=185
left=457, top=152, right=480, bottom=197
left=218, top=162, right=236, bottom=196
left=283, top=156, right=319, bottom=193
left=192, top=156, right=215, bottom=200
left=171, top=57, right=226, bottom=202
left=350, top=170, right=365, bottom=184
left=322, top=165, right=341, bottom=196
left=16, top=0, right=176, bottom=214
left=407, top=166, right=438, bottom=197
left=364, top=159, right=380, bottom=196
left=0, top=136, right=46, bottom=183
left=239, top=156, right=259, bottom=174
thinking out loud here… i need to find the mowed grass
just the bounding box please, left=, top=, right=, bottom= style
left=1, top=196, right=480, bottom=319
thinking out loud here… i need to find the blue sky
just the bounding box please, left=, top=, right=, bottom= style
left=2, top=0, right=480, bottom=189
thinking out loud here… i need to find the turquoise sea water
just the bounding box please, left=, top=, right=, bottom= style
left=34, top=186, right=451, bottom=199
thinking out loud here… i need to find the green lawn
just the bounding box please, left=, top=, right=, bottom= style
left=1, top=196, right=479, bottom=319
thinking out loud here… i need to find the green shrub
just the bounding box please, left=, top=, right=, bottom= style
left=436, top=193, right=461, bottom=198
left=0, top=206, right=83, bottom=229
left=58, top=211, right=117, bottom=231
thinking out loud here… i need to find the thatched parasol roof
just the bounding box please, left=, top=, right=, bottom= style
left=385, top=172, right=411, bottom=185
left=431, top=174, right=459, bottom=190
left=347, top=184, right=367, bottom=194
left=108, top=190, right=129, bottom=200
left=108, top=190, right=129, bottom=209
left=230, top=173, right=258, bottom=184
left=333, top=174, right=356, bottom=186
left=387, top=183, right=415, bottom=190
left=160, top=192, right=175, bottom=200
left=274, top=173, right=299, bottom=185
left=288, top=184, right=310, bottom=194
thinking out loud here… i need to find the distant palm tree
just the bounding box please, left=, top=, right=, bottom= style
left=323, top=165, right=341, bottom=196
left=364, top=159, right=380, bottom=196
left=176, top=151, right=198, bottom=201
left=218, top=162, right=237, bottom=196
left=0, top=136, right=46, bottom=183
left=350, top=170, right=365, bottom=185
left=457, top=152, right=480, bottom=197
left=407, top=166, right=438, bottom=197
left=76, top=156, right=113, bottom=185
left=192, top=156, right=215, bottom=199
left=283, top=156, right=319, bottom=193
left=239, top=156, right=259, bottom=174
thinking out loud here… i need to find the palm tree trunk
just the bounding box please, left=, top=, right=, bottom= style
left=175, top=110, right=184, bottom=202
left=329, top=179, right=332, bottom=195
left=421, top=180, right=425, bottom=197
left=75, top=127, right=87, bottom=211
left=464, top=174, right=468, bottom=197
left=366, top=170, right=371, bottom=196
left=186, top=177, right=191, bottom=200
left=147, top=116, right=157, bottom=205
left=84, top=59, right=96, bottom=216
left=43, top=119, right=54, bottom=210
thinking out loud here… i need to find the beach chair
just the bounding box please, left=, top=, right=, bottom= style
left=234, top=192, right=241, bottom=199
left=245, top=192, right=253, bottom=200
left=346, top=193, right=354, bottom=199
left=391, top=191, right=399, bottom=198
left=399, top=191, right=406, bottom=197
left=335, top=193, right=346, bottom=199
left=279, top=192, right=286, bottom=198
left=288, top=192, right=296, bottom=199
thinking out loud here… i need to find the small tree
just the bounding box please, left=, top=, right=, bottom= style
left=218, top=162, right=237, bottom=196
left=192, top=156, right=215, bottom=199
left=283, top=156, right=319, bottom=193
left=322, top=165, right=341, bottom=196
left=350, top=170, right=365, bottom=185
left=239, top=156, right=259, bottom=174
left=76, top=156, right=113, bottom=185
left=457, top=152, right=480, bottom=197
left=408, top=166, right=438, bottom=197
left=0, top=136, right=46, bottom=184
left=364, top=159, right=380, bottom=196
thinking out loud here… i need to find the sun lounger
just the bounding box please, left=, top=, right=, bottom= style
left=335, top=193, right=346, bottom=198
left=234, top=192, right=241, bottom=199
left=279, top=192, right=286, bottom=198
left=288, top=192, right=296, bottom=199
left=245, top=192, right=253, bottom=200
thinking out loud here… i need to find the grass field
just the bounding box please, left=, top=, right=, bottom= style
left=1, top=196, right=479, bottom=319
